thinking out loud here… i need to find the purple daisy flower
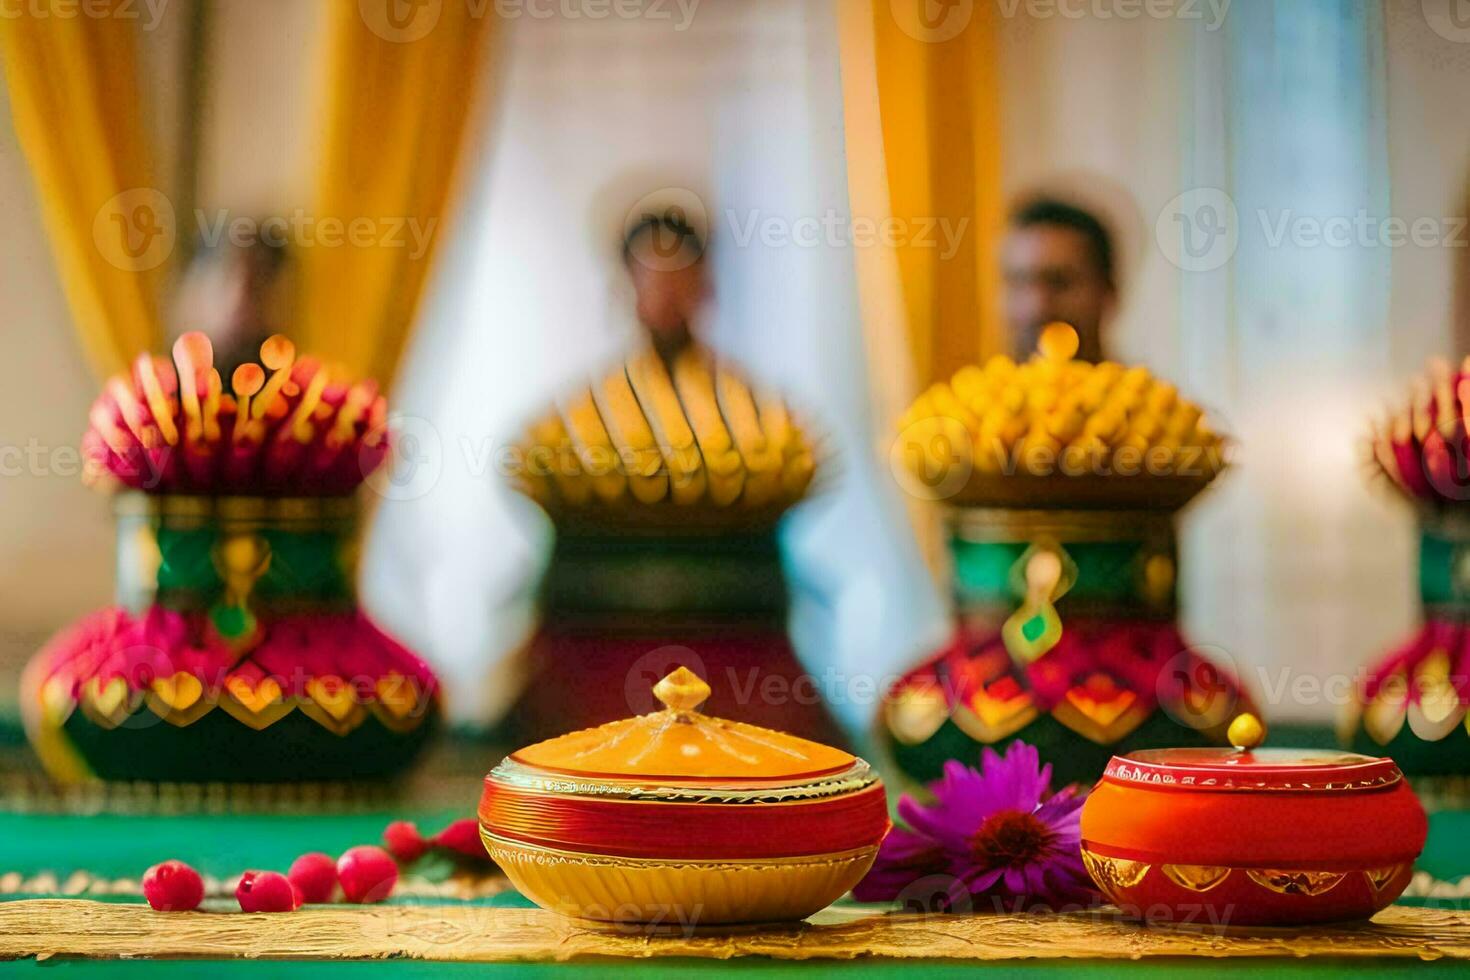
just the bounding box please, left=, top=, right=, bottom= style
left=854, top=741, right=1098, bottom=912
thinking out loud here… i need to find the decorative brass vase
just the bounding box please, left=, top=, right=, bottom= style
left=880, top=504, right=1250, bottom=790
left=23, top=493, right=438, bottom=784
left=1347, top=511, right=1470, bottom=779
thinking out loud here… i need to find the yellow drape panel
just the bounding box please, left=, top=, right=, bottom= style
left=841, top=0, right=1006, bottom=388
left=0, top=1, right=165, bottom=379
left=835, top=0, right=916, bottom=437
left=298, top=1, right=493, bottom=387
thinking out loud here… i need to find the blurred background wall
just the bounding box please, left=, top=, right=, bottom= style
left=3, top=0, right=1470, bottom=722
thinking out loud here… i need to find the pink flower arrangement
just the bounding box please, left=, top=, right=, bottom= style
left=854, top=742, right=1097, bottom=912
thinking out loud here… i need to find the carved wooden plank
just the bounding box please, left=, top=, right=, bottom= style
left=2, top=901, right=1469, bottom=962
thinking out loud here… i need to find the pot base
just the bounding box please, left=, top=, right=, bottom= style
left=482, top=831, right=878, bottom=926
left=1081, top=845, right=1415, bottom=927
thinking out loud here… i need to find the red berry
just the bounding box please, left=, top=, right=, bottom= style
left=383, top=821, right=428, bottom=863
left=236, top=870, right=301, bottom=913
left=142, top=860, right=204, bottom=912
left=431, top=818, right=486, bottom=861
left=337, top=846, right=397, bottom=904
left=287, top=852, right=338, bottom=904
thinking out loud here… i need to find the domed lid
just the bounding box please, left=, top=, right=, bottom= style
left=1102, top=715, right=1402, bottom=792
left=1102, top=747, right=1402, bottom=792
left=509, top=667, right=856, bottom=784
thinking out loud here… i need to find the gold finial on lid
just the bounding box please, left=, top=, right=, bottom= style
left=653, top=667, right=711, bottom=716
left=1227, top=712, right=1266, bottom=751
left=1038, top=322, right=1080, bottom=362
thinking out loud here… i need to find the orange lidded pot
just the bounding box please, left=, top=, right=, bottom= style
left=478, top=667, right=890, bottom=926
left=1080, top=715, right=1427, bottom=926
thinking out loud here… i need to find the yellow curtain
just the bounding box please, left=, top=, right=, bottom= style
left=837, top=0, right=1006, bottom=390
left=298, top=1, right=494, bottom=387
left=0, top=1, right=166, bottom=379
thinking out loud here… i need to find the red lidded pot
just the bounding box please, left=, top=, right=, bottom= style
left=1080, top=716, right=1426, bottom=926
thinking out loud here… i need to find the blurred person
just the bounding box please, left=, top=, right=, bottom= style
left=169, top=235, right=291, bottom=373
left=498, top=201, right=849, bottom=744
left=622, top=211, right=709, bottom=362
left=1002, top=198, right=1117, bottom=363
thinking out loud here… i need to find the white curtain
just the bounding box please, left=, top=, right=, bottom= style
left=359, top=0, right=946, bottom=731
left=1177, top=0, right=1408, bottom=721
left=999, top=0, right=1410, bottom=721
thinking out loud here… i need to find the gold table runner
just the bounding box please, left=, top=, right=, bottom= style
left=2, top=900, right=1469, bottom=962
